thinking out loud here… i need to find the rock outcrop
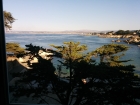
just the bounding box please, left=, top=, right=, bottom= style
left=123, top=35, right=140, bottom=45
left=98, top=34, right=140, bottom=45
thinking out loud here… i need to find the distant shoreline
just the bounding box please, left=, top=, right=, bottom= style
left=5, top=31, right=92, bottom=35
left=5, top=32, right=140, bottom=45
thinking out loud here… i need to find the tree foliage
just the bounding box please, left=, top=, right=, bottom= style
left=4, top=11, right=15, bottom=30
left=114, top=30, right=133, bottom=35
left=10, top=42, right=140, bottom=105
left=90, top=44, right=130, bottom=66
left=6, top=43, right=25, bottom=55
left=51, top=42, right=93, bottom=68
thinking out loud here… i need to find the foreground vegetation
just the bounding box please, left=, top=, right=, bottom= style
left=4, top=11, right=15, bottom=30
left=9, top=42, right=140, bottom=105
left=6, top=42, right=25, bottom=56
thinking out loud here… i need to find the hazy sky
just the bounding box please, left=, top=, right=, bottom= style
left=3, top=0, right=140, bottom=31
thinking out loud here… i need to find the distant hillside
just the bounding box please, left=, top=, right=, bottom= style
left=5, top=30, right=116, bottom=34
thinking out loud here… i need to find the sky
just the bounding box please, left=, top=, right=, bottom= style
left=3, top=0, right=140, bottom=31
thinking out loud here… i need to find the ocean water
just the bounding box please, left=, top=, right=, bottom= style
left=5, top=33, right=140, bottom=74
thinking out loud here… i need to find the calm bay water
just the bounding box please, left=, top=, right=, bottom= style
left=5, top=33, right=140, bottom=74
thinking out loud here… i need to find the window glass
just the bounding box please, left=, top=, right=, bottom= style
left=3, top=0, right=140, bottom=105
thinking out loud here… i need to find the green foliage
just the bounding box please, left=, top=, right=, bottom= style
left=6, top=43, right=25, bottom=55
left=4, top=11, right=15, bottom=30
left=10, top=42, right=140, bottom=105
left=51, top=41, right=88, bottom=62
left=90, top=44, right=130, bottom=66
left=92, top=44, right=129, bottom=56
left=51, top=42, right=140, bottom=104
left=115, top=30, right=133, bottom=35
left=51, top=41, right=94, bottom=72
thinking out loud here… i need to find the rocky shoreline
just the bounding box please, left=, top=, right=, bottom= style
left=98, top=34, right=140, bottom=45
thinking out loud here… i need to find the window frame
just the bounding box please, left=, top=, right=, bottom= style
left=0, top=0, right=9, bottom=105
